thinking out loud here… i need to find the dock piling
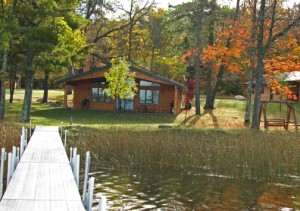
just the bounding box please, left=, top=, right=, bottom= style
left=6, top=153, right=12, bottom=186
left=75, top=154, right=80, bottom=188
left=64, top=130, right=67, bottom=148
left=29, top=121, right=32, bottom=138
left=87, top=177, right=95, bottom=211
left=0, top=148, right=6, bottom=199
left=98, top=195, right=107, bottom=211
left=82, top=151, right=91, bottom=202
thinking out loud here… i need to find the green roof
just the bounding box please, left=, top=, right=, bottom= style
left=55, top=65, right=184, bottom=88
left=54, top=65, right=111, bottom=84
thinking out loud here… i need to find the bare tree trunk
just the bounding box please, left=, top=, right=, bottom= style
left=251, top=0, right=266, bottom=129
left=244, top=0, right=257, bottom=124
left=66, top=66, right=74, bottom=95
left=244, top=51, right=254, bottom=124
left=9, top=65, right=17, bottom=103
left=20, top=49, right=35, bottom=122
left=42, top=69, right=49, bottom=103
left=0, top=49, right=8, bottom=121
left=150, top=44, right=155, bottom=71
left=194, top=1, right=204, bottom=115
left=128, top=22, right=133, bottom=62
left=204, top=0, right=215, bottom=109
left=204, top=61, right=214, bottom=109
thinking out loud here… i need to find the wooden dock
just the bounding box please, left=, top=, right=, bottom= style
left=0, top=126, right=85, bottom=211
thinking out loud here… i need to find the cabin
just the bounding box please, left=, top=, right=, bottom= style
left=251, top=71, right=300, bottom=101
left=55, top=65, right=184, bottom=114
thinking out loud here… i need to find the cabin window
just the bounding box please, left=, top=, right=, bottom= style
left=139, top=80, right=160, bottom=87
left=92, top=88, right=111, bottom=102
left=139, top=90, right=159, bottom=104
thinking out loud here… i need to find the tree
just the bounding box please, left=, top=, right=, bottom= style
left=18, top=0, right=85, bottom=122
left=0, top=0, right=17, bottom=121
left=251, top=0, right=300, bottom=129
left=104, top=59, right=137, bottom=108
left=203, top=0, right=241, bottom=109
left=244, top=0, right=258, bottom=124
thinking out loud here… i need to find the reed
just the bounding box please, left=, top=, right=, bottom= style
left=68, top=127, right=300, bottom=184
left=0, top=122, right=21, bottom=150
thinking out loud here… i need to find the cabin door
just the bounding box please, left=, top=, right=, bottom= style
left=117, top=97, right=134, bottom=111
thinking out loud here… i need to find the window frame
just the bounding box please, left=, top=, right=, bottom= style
left=91, top=87, right=111, bottom=102
left=139, top=89, right=160, bottom=104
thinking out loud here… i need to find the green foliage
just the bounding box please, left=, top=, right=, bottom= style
left=104, top=60, right=137, bottom=99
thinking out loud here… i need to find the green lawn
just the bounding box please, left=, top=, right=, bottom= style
left=4, top=89, right=300, bottom=130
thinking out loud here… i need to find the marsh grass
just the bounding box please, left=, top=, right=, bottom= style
left=0, top=122, right=22, bottom=149
left=68, top=127, right=300, bottom=184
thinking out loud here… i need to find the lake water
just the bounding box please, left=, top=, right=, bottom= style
left=90, top=166, right=300, bottom=210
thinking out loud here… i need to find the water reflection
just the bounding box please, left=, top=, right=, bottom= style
left=90, top=166, right=300, bottom=210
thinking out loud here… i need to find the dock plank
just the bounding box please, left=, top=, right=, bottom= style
left=0, top=126, right=85, bottom=211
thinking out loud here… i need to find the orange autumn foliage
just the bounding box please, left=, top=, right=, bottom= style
left=181, top=3, right=300, bottom=99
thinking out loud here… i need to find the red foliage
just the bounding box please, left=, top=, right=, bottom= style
left=184, top=78, right=195, bottom=104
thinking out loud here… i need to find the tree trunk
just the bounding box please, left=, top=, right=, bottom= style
left=128, top=22, right=133, bottom=62
left=194, top=2, right=204, bottom=115
left=251, top=0, right=266, bottom=130
left=0, top=49, right=8, bottom=121
left=204, top=1, right=215, bottom=109
left=150, top=44, right=155, bottom=71
left=20, top=49, right=35, bottom=122
left=66, top=66, right=74, bottom=95
left=42, top=69, right=49, bottom=103
left=204, top=61, right=214, bottom=109
left=244, top=51, right=254, bottom=124
left=9, top=68, right=16, bottom=103
left=204, top=0, right=240, bottom=109
left=251, top=52, right=264, bottom=129
left=244, top=0, right=257, bottom=124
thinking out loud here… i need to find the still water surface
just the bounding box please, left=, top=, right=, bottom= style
left=90, top=166, right=300, bottom=210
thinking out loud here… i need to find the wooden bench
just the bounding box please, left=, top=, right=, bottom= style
left=265, top=119, right=287, bottom=130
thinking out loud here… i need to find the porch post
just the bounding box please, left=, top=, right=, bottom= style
left=174, top=86, right=181, bottom=114
left=64, top=83, right=68, bottom=108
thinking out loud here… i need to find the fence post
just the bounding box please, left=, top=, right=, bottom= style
left=6, top=153, right=12, bottom=186
left=82, top=151, right=90, bottom=201
left=0, top=148, right=6, bottom=199
left=98, top=195, right=107, bottom=211
left=64, top=130, right=67, bottom=148
left=87, top=177, right=95, bottom=211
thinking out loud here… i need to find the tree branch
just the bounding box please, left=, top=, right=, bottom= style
left=265, top=15, right=300, bottom=50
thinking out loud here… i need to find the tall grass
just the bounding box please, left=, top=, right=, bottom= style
left=68, top=127, right=300, bottom=185
left=0, top=122, right=22, bottom=149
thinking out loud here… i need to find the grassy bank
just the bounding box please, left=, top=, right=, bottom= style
left=1, top=89, right=300, bottom=184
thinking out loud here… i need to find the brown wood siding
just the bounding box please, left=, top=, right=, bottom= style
left=135, top=80, right=176, bottom=113
left=72, top=81, right=116, bottom=111
left=71, top=78, right=181, bottom=113
left=251, top=86, right=287, bottom=101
